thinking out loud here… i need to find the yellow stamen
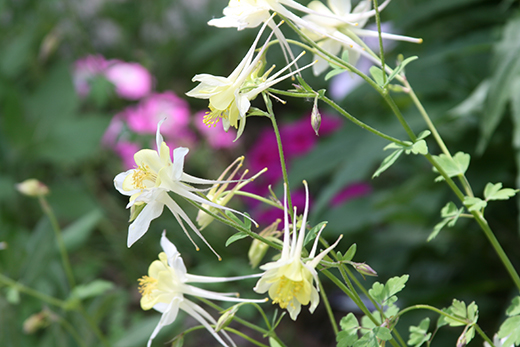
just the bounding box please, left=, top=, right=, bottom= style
left=138, top=276, right=158, bottom=297
left=131, top=165, right=157, bottom=189
left=204, top=106, right=228, bottom=127
left=271, top=276, right=303, bottom=309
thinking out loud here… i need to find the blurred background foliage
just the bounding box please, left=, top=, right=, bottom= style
left=1, top=0, right=520, bottom=346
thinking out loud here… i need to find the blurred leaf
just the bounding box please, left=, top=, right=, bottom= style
left=368, top=274, right=409, bottom=306
left=62, top=209, right=103, bottom=251
left=343, top=243, right=357, bottom=262
left=483, top=182, right=518, bottom=201
left=71, top=279, right=114, bottom=300
left=303, top=221, right=327, bottom=247
left=463, top=197, right=486, bottom=212
left=5, top=287, right=20, bottom=304
left=373, top=149, right=403, bottom=178
left=337, top=313, right=360, bottom=347
left=428, top=202, right=464, bottom=241
left=385, top=56, right=418, bottom=86
left=114, top=316, right=161, bottom=347
left=478, top=15, right=520, bottom=153
left=269, top=337, right=282, bottom=347
left=374, top=327, right=392, bottom=341
left=432, top=152, right=470, bottom=182
left=506, top=296, right=520, bottom=316
left=369, top=66, right=385, bottom=87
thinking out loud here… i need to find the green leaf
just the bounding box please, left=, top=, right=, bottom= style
left=343, top=243, right=357, bottom=262
left=225, top=231, right=249, bottom=247
left=372, top=149, right=403, bottom=178
left=385, top=56, right=419, bottom=86
left=269, top=337, right=282, bottom=347
left=370, top=66, right=385, bottom=87
left=443, top=299, right=479, bottom=327
left=304, top=221, right=327, bottom=246
left=408, top=318, right=431, bottom=347
left=417, top=130, right=431, bottom=140
left=484, top=182, right=519, bottom=201
left=368, top=274, right=409, bottom=306
left=337, top=313, right=360, bottom=347
left=375, top=327, right=392, bottom=341
left=463, top=197, right=487, bottom=212
left=340, top=313, right=359, bottom=331
left=341, top=50, right=350, bottom=62
left=498, top=316, right=520, bottom=346
left=71, top=279, right=114, bottom=300
left=506, top=296, right=520, bottom=316
left=428, top=202, right=464, bottom=241
left=325, top=68, right=345, bottom=81
left=411, top=140, right=428, bottom=155
left=433, top=152, right=470, bottom=182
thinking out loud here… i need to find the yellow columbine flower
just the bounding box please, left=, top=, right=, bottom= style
left=186, top=14, right=312, bottom=140
left=139, top=232, right=265, bottom=347
left=254, top=181, right=342, bottom=320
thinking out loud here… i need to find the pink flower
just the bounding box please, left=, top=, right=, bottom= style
left=105, top=61, right=153, bottom=100
left=330, top=182, right=372, bottom=207
left=248, top=128, right=282, bottom=183
left=114, top=141, right=141, bottom=170
left=318, top=113, right=343, bottom=135
left=102, top=114, right=125, bottom=147
left=279, top=118, right=317, bottom=159
left=194, top=111, right=238, bottom=149
left=125, top=92, right=190, bottom=138
left=72, top=54, right=108, bottom=97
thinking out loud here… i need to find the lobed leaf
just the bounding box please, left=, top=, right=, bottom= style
left=484, top=182, right=519, bottom=201
left=407, top=318, right=431, bottom=347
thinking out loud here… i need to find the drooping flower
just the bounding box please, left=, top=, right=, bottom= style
left=196, top=156, right=266, bottom=230
left=139, top=232, right=265, bottom=347
left=254, top=181, right=342, bottom=320
left=302, top=0, right=422, bottom=75
left=105, top=60, right=153, bottom=100
left=186, top=15, right=312, bottom=140
left=114, top=120, right=255, bottom=257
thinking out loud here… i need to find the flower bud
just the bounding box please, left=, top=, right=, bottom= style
left=248, top=219, right=281, bottom=268
left=311, top=96, right=321, bottom=136
left=216, top=305, right=240, bottom=332
left=0, top=241, right=7, bottom=250
left=23, top=311, right=51, bottom=334
left=16, top=179, right=49, bottom=197
left=351, top=262, right=377, bottom=277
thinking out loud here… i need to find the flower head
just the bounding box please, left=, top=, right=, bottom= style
left=254, top=181, right=341, bottom=320
left=187, top=16, right=312, bottom=140
left=114, top=120, right=256, bottom=258
left=105, top=60, right=153, bottom=100
left=139, top=232, right=265, bottom=347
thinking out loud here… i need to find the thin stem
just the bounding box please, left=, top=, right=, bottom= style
left=0, top=273, right=68, bottom=309
left=233, top=191, right=284, bottom=210
left=263, top=92, right=293, bottom=212
left=318, top=279, right=339, bottom=335
left=55, top=313, right=89, bottom=347
left=38, top=196, right=76, bottom=289
left=372, top=0, right=387, bottom=86
left=223, top=327, right=270, bottom=347
left=472, top=211, right=520, bottom=291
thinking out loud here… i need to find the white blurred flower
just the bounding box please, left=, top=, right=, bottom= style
left=139, top=232, right=264, bottom=347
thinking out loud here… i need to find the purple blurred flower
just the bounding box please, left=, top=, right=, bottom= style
left=125, top=91, right=190, bottom=138
left=194, top=111, right=238, bottom=149
left=72, top=54, right=108, bottom=97
left=330, top=182, right=372, bottom=207
left=319, top=113, right=343, bottom=135
left=105, top=60, right=153, bottom=100
left=113, top=141, right=141, bottom=170
left=248, top=128, right=283, bottom=183
left=279, top=119, right=317, bottom=159
left=102, top=114, right=125, bottom=147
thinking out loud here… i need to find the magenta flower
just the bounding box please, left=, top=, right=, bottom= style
left=194, top=111, right=238, bottom=149
left=125, top=92, right=190, bottom=137
left=72, top=54, right=108, bottom=97
left=114, top=141, right=142, bottom=170
left=330, top=182, right=372, bottom=207
left=279, top=119, right=317, bottom=159
left=102, top=114, right=125, bottom=147
left=317, top=113, right=343, bottom=135
left=105, top=60, right=153, bottom=100
left=248, top=128, right=282, bottom=183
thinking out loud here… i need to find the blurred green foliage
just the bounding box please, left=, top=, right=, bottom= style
left=1, top=0, right=519, bottom=346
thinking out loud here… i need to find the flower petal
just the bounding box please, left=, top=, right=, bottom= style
left=127, top=199, right=165, bottom=247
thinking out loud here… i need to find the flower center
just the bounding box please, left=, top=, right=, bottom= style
left=132, top=165, right=157, bottom=189
left=138, top=275, right=158, bottom=298
left=203, top=105, right=229, bottom=127
left=271, top=276, right=303, bottom=309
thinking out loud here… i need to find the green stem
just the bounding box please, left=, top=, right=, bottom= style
left=318, top=279, right=339, bottom=335
left=395, top=304, right=495, bottom=347
left=472, top=211, right=520, bottom=291
left=233, top=191, right=284, bottom=210
left=38, top=196, right=76, bottom=289
left=55, top=313, right=89, bottom=347
left=372, top=0, right=387, bottom=86
left=0, top=273, right=68, bottom=309
left=223, top=327, right=270, bottom=347
left=263, top=92, right=293, bottom=213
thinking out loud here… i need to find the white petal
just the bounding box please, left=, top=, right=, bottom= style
left=114, top=171, right=138, bottom=196
left=127, top=200, right=164, bottom=247
left=172, top=147, right=189, bottom=181
left=186, top=272, right=263, bottom=283
left=147, top=298, right=181, bottom=347
left=180, top=300, right=231, bottom=347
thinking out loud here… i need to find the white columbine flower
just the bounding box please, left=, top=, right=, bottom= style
left=114, top=120, right=255, bottom=257
left=302, top=0, right=422, bottom=75
left=139, top=232, right=265, bottom=347
left=254, top=181, right=342, bottom=320
left=186, top=15, right=312, bottom=140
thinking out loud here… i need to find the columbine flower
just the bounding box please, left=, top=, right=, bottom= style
left=139, top=232, right=265, bottom=347
left=254, top=181, right=342, bottom=320
left=186, top=15, right=312, bottom=140
left=302, top=0, right=422, bottom=75
left=114, top=120, right=255, bottom=257
left=196, top=156, right=266, bottom=230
